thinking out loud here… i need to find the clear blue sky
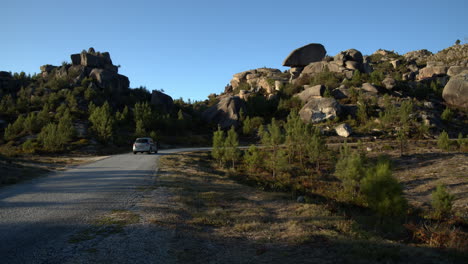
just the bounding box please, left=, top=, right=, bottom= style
left=1, top=0, right=467, bottom=101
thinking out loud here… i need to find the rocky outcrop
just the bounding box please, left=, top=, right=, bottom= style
left=0, top=71, right=14, bottom=92
left=300, top=61, right=344, bottom=77
left=230, top=68, right=287, bottom=95
left=448, top=66, right=468, bottom=77
left=334, top=49, right=364, bottom=71
left=202, top=96, right=246, bottom=129
left=426, top=44, right=468, bottom=67
left=150, top=90, right=174, bottom=113
left=295, top=85, right=325, bottom=103
left=417, top=66, right=448, bottom=80
left=403, top=49, right=433, bottom=64
left=71, top=48, right=117, bottom=72
left=335, top=123, right=352, bottom=137
left=299, top=98, right=341, bottom=123
left=283, top=43, right=326, bottom=67
left=89, top=69, right=129, bottom=93
left=442, top=71, right=468, bottom=108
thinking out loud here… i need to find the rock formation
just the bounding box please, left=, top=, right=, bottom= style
left=299, top=98, right=341, bottom=123
left=295, top=85, right=325, bottom=103
left=229, top=68, right=287, bottom=95
left=283, top=43, right=326, bottom=67
left=150, top=90, right=174, bottom=113
left=442, top=71, right=468, bottom=109
left=202, top=96, right=246, bottom=129
left=38, top=48, right=130, bottom=93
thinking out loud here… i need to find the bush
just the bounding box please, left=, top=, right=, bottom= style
left=431, top=184, right=454, bottom=219
left=22, top=139, right=38, bottom=154
left=38, top=123, right=62, bottom=152
left=437, top=131, right=450, bottom=151
left=4, top=115, right=25, bottom=141
left=309, top=70, right=342, bottom=89
left=441, top=107, right=454, bottom=122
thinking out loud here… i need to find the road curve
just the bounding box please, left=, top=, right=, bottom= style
left=0, top=148, right=208, bottom=263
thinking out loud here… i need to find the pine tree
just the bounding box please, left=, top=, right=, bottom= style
left=224, top=126, right=241, bottom=169
left=212, top=126, right=225, bottom=166
left=57, top=109, right=75, bottom=143
left=431, top=184, right=454, bottom=219
left=361, top=162, right=407, bottom=219
left=4, top=115, right=26, bottom=141
left=306, top=127, right=326, bottom=171
left=335, top=150, right=365, bottom=198
left=437, top=130, right=450, bottom=151
left=244, top=145, right=262, bottom=172
left=260, top=118, right=286, bottom=177
left=134, top=101, right=153, bottom=131
left=89, top=101, right=115, bottom=142
left=284, top=111, right=307, bottom=167
left=135, top=120, right=146, bottom=137
left=38, top=123, right=61, bottom=151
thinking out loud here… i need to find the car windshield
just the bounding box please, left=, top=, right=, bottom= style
left=135, top=139, right=149, bottom=143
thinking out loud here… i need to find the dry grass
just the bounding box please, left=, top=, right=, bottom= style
left=147, top=151, right=467, bottom=263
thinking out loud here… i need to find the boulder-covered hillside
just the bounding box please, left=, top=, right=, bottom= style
left=205, top=43, right=467, bottom=139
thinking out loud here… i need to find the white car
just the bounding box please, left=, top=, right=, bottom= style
left=133, top=137, right=158, bottom=154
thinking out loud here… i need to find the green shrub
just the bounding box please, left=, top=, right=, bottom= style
left=4, top=115, right=25, bottom=141
left=437, top=131, right=450, bottom=151
left=309, top=70, right=342, bottom=89
left=38, top=123, right=62, bottom=152
left=431, top=184, right=454, bottom=219
left=22, top=139, right=38, bottom=154
left=360, top=162, right=407, bottom=219
left=441, top=107, right=454, bottom=122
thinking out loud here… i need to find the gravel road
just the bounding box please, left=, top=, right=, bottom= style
left=0, top=149, right=207, bottom=264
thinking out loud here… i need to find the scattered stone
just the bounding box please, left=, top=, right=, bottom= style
left=390, top=59, right=401, bottom=69
left=382, top=76, right=396, bottom=90
left=361, top=83, right=379, bottom=94
left=423, top=101, right=435, bottom=109
left=335, top=123, right=352, bottom=137
left=283, top=43, right=327, bottom=67
left=442, top=71, right=468, bottom=108
left=299, top=98, right=341, bottom=123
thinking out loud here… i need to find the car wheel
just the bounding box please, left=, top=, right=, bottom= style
left=133, top=152, right=137, bottom=154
